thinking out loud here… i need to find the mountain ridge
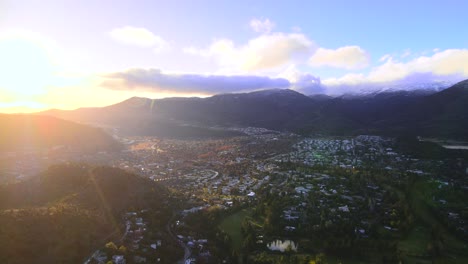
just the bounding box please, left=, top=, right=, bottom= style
left=40, top=80, right=468, bottom=140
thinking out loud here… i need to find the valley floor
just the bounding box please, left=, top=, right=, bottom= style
left=2, top=128, right=468, bottom=263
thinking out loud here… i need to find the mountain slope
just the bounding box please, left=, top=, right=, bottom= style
left=156, top=89, right=320, bottom=130
left=0, top=114, right=121, bottom=152
left=416, top=79, right=468, bottom=138
left=366, top=79, right=468, bottom=138
left=43, top=89, right=320, bottom=137
left=314, top=90, right=437, bottom=136
left=0, top=164, right=166, bottom=211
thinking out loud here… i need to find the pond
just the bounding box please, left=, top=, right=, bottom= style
left=441, top=145, right=468, bottom=150
left=267, top=239, right=298, bottom=252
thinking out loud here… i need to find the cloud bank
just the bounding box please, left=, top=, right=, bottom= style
left=102, top=68, right=290, bottom=94
left=324, top=49, right=468, bottom=92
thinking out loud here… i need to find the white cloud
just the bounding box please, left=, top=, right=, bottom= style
left=379, top=54, right=392, bottom=62
left=369, top=49, right=468, bottom=82
left=182, top=46, right=208, bottom=57
left=323, top=73, right=366, bottom=87
left=109, top=26, right=169, bottom=51
left=291, top=26, right=302, bottom=33
left=250, top=18, right=275, bottom=33
left=309, top=46, right=370, bottom=69
left=184, top=33, right=315, bottom=72
left=278, top=65, right=324, bottom=94
left=401, top=49, right=411, bottom=58
left=323, top=49, right=468, bottom=88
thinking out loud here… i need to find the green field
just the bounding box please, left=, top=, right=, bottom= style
left=219, top=209, right=251, bottom=251
left=398, top=225, right=432, bottom=264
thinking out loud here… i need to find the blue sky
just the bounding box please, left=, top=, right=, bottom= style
left=1, top=0, right=468, bottom=112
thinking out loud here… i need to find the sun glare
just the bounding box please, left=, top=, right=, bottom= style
left=0, top=33, right=58, bottom=98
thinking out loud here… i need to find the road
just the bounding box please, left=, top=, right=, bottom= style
left=166, top=213, right=192, bottom=264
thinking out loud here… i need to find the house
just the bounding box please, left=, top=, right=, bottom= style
left=295, top=186, right=308, bottom=194
left=338, top=205, right=350, bottom=212
left=135, top=218, right=144, bottom=226
left=133, top=256, right=147, bottom=263
left=112, top=255, right=126, bottom=264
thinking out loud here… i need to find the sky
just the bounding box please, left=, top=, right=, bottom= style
left=1, top=0, right=468, bottom=112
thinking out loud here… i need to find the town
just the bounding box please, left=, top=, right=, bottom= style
left=79, top=127, right=467, bottom=263
left=2, top=128, right=467, bottom=263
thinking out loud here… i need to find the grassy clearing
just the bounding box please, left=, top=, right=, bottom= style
left=399, top=225, right=430, bottom=256
left=219, top=209, right=251, bottom=251
left=384, top=178, right=468, bottom=263
left=410, top=180, right=467, bottom=252
left=398, top=179, right=468, bottom=263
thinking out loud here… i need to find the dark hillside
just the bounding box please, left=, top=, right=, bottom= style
left=0, top=164, right=167, bottom=263
left=0, top=114, right=121, bottom=152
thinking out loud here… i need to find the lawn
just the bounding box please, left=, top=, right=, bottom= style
left=398, top=225, right=431, bottom=257
left=219, top=208, right=251, bottom=252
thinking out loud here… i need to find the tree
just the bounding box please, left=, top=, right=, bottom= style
left=243, top=233, right=256, bottom=253
left=315, top=253, right=326, bottom=264
left=105, top=241, right=118, bottom=250
left=118, top=245, right=127, bottom=254
left=105, top=241, right=118, bottom=258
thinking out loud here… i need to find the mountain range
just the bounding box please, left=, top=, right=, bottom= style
left=42, top=79, right=468, bottom=140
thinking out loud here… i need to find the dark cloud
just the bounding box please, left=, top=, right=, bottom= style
left=102, top=68, right=290, bottom=94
